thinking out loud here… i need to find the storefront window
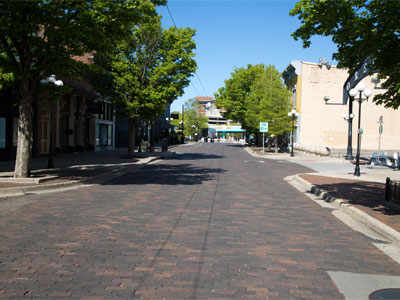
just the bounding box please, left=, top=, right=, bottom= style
left=100, top=124, right=107, bottom=146
left=97, top=103, right=113, bottom=121
left=0, top=118, right=6, bottom=148
left=96, top=123, right=113, bottom=147
left=95, top=123, right=100, bottom=146
left=107, top=125, right=112, bottom=146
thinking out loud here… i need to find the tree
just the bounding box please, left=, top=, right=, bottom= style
left=0, top=0, right=165, bottom=178
left=290, top=0, right=400, bottom=108
left=105, top=16, right=197, bottom=157
left=214, top=64, right=265, bottom=128
left=245, top=65, right=291, bottom=150
left=183, top=98, right=208, bottom=138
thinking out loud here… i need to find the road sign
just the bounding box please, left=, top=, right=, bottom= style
left=342, top=57, right=378, bottom=104
left=260, top=122, right=268, bottom=133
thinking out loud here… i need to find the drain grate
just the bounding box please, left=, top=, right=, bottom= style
left=369, top=288, right=400, bottom=300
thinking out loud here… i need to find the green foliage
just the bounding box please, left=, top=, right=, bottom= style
left=105, top=15, right=197, bottom=121
left=215, top=64, right=290, bottom=134
left=290, top=0, right=400, bottom=108
left=183, top=98, right=208, bottom=134
left=214, top=64, right=265, bottom=127
left=0, top=0, right=165, bottom=86
left=245, top=66, right=291, bottom=135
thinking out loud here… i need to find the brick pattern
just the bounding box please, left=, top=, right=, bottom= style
left=0, top=144, right=399, bottom=299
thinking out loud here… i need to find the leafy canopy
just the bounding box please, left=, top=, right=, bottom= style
left=245, top=66, right=291, bottom=135
left=0, top=0, right=166, bottom=86
left=214, top=64, right=265, bottom=128
left=290, top=0, right=400, bottom=108
left=107, top=15, right=197, bottom=121
left=215, top=64, right=290, bottom=134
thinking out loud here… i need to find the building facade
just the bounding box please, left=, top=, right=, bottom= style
left=0, top=78, right=116, bottom=162
left=282, top=60, right=400, bottom=152
left=0, top=89, right=19, bottom=161
left=197, top=96, right=227, bottom=126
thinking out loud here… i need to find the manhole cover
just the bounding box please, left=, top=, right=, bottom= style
left=369, top=288, right=400, bottom=300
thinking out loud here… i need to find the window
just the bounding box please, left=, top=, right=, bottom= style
left=97, top=103, right=113, bottom=121
left=100, top=124, right=107, bottom=146
left=95, top=123, right=100, bottom=146
left=107, top=125, right=112, bottom=146
left=0, top=118, right=5, bottom=148
left=97, top=123, right=113, bottom=146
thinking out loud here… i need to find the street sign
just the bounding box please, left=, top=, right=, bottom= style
left=260, top=122, right=269, bottom=133
left=342, top=57, right=378, bottom=104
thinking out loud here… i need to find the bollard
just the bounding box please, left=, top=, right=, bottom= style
left=385, top=177, right=390, bottom=202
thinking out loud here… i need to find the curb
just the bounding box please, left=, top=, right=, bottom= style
left=293, top=174, right=400, bottom=244
left=0, top=156, right=160, bottom=198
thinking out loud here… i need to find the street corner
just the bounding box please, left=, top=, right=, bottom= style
left=288, top=172, right=400, bottom=245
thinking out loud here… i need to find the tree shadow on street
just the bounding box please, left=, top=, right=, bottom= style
left=107, top=163, right=227, bottom=186
left=172, top=152, right=225, bottom=160
left=310, top=180, right=400, bottom=216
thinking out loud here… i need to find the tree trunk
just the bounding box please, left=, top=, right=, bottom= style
left=274, top=136, right=278, bottom=153
left=14, top=80, right=34, bottom=178
left=128, top=118, right=137, bottom=158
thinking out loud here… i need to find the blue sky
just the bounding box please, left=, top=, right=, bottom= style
left=157, top=0, right=338, bottom=112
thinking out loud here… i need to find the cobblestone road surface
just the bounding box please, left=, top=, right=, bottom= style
left=1, top=144, right=400, bottom=299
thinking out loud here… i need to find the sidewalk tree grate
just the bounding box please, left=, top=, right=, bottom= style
left=369, top=288, right=400, bottom=300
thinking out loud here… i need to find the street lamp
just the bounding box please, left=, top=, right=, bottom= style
left=288, top=108, right=299, bottom=157
left=166, top=117, right=174, bottom=144
left=324, top=94, right=355, bottom=160
left=377, top=116, right=384, bottom=154
left=179, top=120, right=185, bottom=143
left=343, top=105, right=356, bottom=161
left=191, top=124, right=197, bottom=141
left=40, top=74, right=63, bottom=169
left=180, top=104, right=185, bottom=144
left=350, top=82, right=372, bottom=176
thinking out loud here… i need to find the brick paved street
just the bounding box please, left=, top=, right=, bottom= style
left=1, top=143, right=400, bottom=299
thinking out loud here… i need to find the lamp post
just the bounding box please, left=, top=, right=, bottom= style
left=377, top=116, right=384, bottom=154
left=181, top=104, right=185, bottom=144
left=324, top=95, right=355, bottom=160
left=179, top=120, right=185, bottom=143
left=288, top=108, right=299, bottom=157
left=40, top=75, right=63, bottom=168
left=191, top=124, right=197, bottom=141
left=342, top=108, right=355, bottom=160
left=345, top=94, right=355, bottom=160
left=350, top=83, right=372, bottom=177
left=166, top=117, right=173, bottom=144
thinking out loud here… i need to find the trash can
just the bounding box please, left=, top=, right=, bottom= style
left=161, top=138, right=168, bottom=152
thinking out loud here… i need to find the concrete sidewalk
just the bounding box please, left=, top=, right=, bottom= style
left=0, top=147, right=180, bottom=198
left=247, top=147, right=400, bottom=244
